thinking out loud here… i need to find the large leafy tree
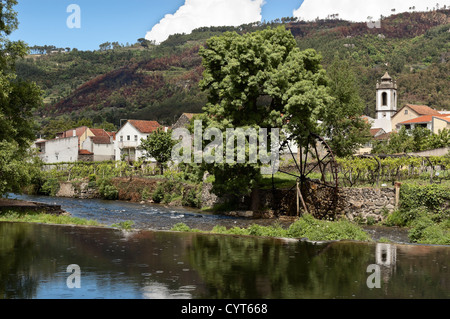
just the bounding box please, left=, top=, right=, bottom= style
left=198, top=26, right=332, bottom=196
left=0, top=0, right=43, bottom=195
left=320, top=58, right=371, bottom=157
left=139, top=128, right=175, bottom=175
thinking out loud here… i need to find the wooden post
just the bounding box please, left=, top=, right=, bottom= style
left=394, top=182, right=402, bottom=209
left=297, top=180, right=309, bottom=216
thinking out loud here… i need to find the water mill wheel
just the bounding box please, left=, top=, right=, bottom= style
left=273, top=132, right=340, bottom=219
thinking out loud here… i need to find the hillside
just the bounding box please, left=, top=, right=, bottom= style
left=16, top=9, right=450, bottom=132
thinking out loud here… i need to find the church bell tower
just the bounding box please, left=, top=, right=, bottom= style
left=376, top=72, right=398, bottom=121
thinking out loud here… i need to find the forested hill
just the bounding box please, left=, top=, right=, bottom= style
left=17, top=9, right=450, bottom=131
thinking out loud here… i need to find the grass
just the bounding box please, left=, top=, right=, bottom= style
left=0, top=210, right=102, bottom=227
left=171, top=214, right=372, bottom=242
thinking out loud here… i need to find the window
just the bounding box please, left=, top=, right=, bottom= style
left=134, top=135, right=138, bottom=141
left=127, top=135, right=131, bottom=141
left=405, top=110, right=408, bottom=115
left=382, top=92, right=388, bottom=106
left=120, top=136, right=123, bottom=142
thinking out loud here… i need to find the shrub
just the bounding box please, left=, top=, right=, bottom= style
left=287, top=214, right=371, bottom=242
left=408, top=215, right=450, bottom=245
left=152, top=184, right=164, bottom=203
left=40, top=178, right=60, bottom=196
left=384, top=207, right=428, bottom=227
left=111, top=220, right=135, bottom=230
left=97, top=178, right=119, bottom=200
left=182, top=186, right=202, bottom=208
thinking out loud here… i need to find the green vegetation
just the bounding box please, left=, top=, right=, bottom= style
left=111, top=220, right=135, bottom=230
left=383, top=184, right=450, bottom=245
left=171, top=214, right=371, bottom=242
left=197, top=26, right=332, bottom=197
left=0, top=0, right=43, bottom=196
left=0, top=210, right=101, bottom=227
left=372, top=127, right=450, bottom=155
left=14, top=10, right=450, bottom=130
left=139, top=128, right=176, bottom=175
left=320, top=58, right=371, bottom=157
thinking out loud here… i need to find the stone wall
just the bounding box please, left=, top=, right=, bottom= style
left=56, top=182, right=99, bottom=199
left=214, top=187, right=397, bottom=221
left=338, top=187, right=396, bottom=223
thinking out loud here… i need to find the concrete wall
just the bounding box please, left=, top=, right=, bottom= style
left=408, top=147, right=450, bottom=157
left=433, top=117, right=450, bottom=134
left=391, top=106, right=420, bottom=131
left=82, top=137, right=115, bottom=161
left=40, top=136, right=79, bottom=163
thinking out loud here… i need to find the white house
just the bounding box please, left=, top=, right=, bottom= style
left=114, top=120, right=162, bottom=162
left=81, top=135, right=115, bottom=162
left=36, top=136, right=79, bottom=163
left=35, top=127, right=116, bottom=163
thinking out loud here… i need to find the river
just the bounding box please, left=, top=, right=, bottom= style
left=0, top=194, right=449, bottom=299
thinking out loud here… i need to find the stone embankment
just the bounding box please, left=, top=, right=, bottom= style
left=0, top=198, right=67, bottom=215
left=51, top=178, right=398, bottom=223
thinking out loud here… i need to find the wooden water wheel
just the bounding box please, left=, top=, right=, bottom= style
left=273, top=132, right=340, bottom=219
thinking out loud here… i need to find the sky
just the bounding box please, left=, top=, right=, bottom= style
left=9, top=0, right=450, bottom=51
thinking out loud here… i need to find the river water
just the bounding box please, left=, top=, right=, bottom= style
left=0, top=194, right=449, bottom=299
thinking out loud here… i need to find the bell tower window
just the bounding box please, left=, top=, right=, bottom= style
left=382, top=92, right=388, bottom=106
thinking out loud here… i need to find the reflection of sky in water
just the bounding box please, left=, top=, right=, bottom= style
left=35, top=278, right=194, bottom=299
left=34, top=269, right=195, bottom=299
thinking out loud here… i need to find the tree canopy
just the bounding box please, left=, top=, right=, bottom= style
left=0, top=0, right=43, bottom=195
left=139, top=128, right=175, bottom=174
left=197, top=26, right=332, bottom=196
left=320, top=57, right=371, bottom=157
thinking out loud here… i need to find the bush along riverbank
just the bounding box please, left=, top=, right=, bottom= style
left=171, top=214, right=372, bottom=242
left=382, top=183, right=450, bottom=245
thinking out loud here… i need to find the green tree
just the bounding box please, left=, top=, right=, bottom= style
left=139, top=128, right=175, bottom=175
left=0, top=0, right=43, bottom=195
left=40, top=117, right=75, bottom=139
left=320, top=58, right=371, bottom=157
left=198, top=26, right=332, bottom=196
left=372, top=126, right=414, bottom=154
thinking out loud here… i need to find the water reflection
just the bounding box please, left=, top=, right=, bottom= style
left=0, top=222, right=448, bottom=299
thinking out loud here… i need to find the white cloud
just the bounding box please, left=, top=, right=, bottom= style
left=294, top=0, right=450, bottom=22
left=145, top=0, right=264, bottom=44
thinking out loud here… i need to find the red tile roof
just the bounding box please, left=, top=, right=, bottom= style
left=405, top=104, right=441, bottom=116
left=89, top=128, right=110, bottom=137
left=399, top=115, right=433, bottom=125
left=90, top=136, right=112, bottom=144
left=128, top=120, right=161, bottom=134
left=370, top=128, right=383, bottom=136
left=433, top=116, right=450, bottom=123
left=79, top=149, right=94, bottom=155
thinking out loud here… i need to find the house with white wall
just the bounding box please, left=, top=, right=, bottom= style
left=36, top=127, right=115, bottom=163
left=81, top=135, right=115, bottom=162
left=36, top=136, right=79, bottom=163
left=114, top=120, right=162, bottom=162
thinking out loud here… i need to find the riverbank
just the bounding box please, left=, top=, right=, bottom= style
left=3, top=195, right=448, bottom=245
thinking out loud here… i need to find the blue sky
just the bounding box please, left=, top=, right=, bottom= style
left=10, top=0, right=304, bottom=51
